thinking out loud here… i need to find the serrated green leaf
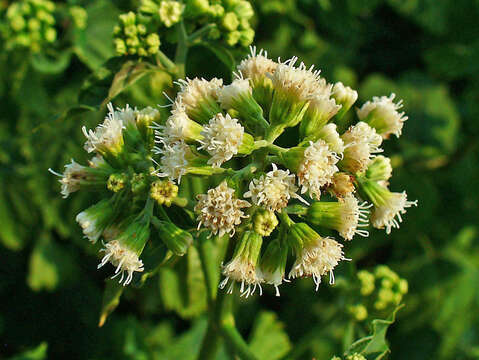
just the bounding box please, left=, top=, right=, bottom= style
left=249, top=311, right=292, bottom=360
left=347, top=305, right=404, bottom=359
left=99, top=279, right=124, bottom=327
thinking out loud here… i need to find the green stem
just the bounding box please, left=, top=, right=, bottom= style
left=174, top=21, right=189, bottom=79
left=155, top=50, right=176, bottom=73
left=188, top=23, right=216, bottom=42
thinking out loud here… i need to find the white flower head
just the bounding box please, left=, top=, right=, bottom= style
left=289, top=236, right=346, bottom=290
left=82, top=104, right=124, bottom=155
left=217, top=78, right=251, bottom=109
left=197, top=113, right=244, bottom=167
left=316, top=123, right=345, bottom=154
left=237, top=46, right=278, bottom=83
left=357, top=93, right=408, bottom=138
left=98, top=240, right=144, bottom=286
left=297, top=140, right=340, bottom=200
left=269, top=56, right=323, bottom=101
left=337, top=194, right=371, bottom=240
left=244, top=164, right=308, bottom=212
left=195, top=181, right=251, bottom=237
left=49, top=159, right=89, bottom=198
left=153, top=140, right=190, bottom=183
left=332, top=82, right=358, bottom=108
left=371, top=191, right=417, bottom=234
left=173, top=77, right=223, bottom=112
left=76, top=211, right=102, bottom=243
left=154, top=106, right=203, bottom=145
left=220, top=257, right=263, bottom=298
left=341, top=122, right=383, bottom=173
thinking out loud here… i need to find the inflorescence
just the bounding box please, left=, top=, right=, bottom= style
left=52, top=47, right=416, bottom=294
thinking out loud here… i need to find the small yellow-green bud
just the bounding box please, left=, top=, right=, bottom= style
left=225, top=30, right=241, bottom=46
left=107, top=173, right=127, bottom=192
left=348, top=304, right=368, bottom=321
left=114, top=38, right=127, bottom=55
left=398, top=279, right=408, bottom=294
left=159, top=0, right=184, bottom=28
left=137, top=24, right=147, bottom=35
left=233, top=1, right=254, bottom=20
left=253, top=209, right=279, bottom=237
left=131, top=173, right=148, bottom=194
left=185, top=0, right=210, bottom=16
left=28, top=18, right=41, bottom=31
left=69, top=6, right=88, bottom=29
left=150, top=180, right=178, bottom=207
left=208, top=27, right=221, bottom=40
left=346, top=354, right=367, bottom=360
left=124, top=24, right=137, bottom=37
left=10, top=16, right=25, bottom=31
left=44, top=27, right=56, bottom=42
left=119, top=12, right=136, bottom=26
left=381, top=278, right=393, bottom=289
left=208, top=4, right=225, bottom=17
left=146, top=33, right=160, bottom=48
left=239, top=28, right=254, bottom=46
left=357, top=270, right=375, bottom=296
left=222, top=12, right=239, bottom=31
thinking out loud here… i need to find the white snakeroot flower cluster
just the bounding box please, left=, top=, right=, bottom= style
left=244, top=164, right=307, bottom=212
left=197, top=113, right=244, bottom=167
left=371, top=191, right=418, bottom=234
left=195, top=181, right=251, bottom=237
left=54, top=48, right=417, bottom=295
left=98, top=240, right=144, bottom=286
left=298, top=139, right=340, bottom=199
left=357, top=93, right=408, bottom=138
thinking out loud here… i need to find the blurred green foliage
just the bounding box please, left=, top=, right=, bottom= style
left=1, top=0, right=478, bottom=359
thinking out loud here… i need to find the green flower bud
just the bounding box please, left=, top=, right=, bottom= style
left=398, top=279, right=408, bottom=294
left=107, top=173, right=127, bottom=192
left=69, top=6, right=88, bottom=29
left=239, top=28, right=254, bottom=46
left=225, top=30, right=241, bottom=46
left=357, top=270, right=375, bottom=296
left=124, top=24, right=137, bottom=37
left=131, top=173, right=148, bottom=194
left=44, top=27, right=56, bottom=42
left=185, top=0, right=210, bottom=16
left=159, top=0, right=184, bottom=28
left=150, top=180, right=178, bottom=206
left=156, top=220, right=193, bottom=255
left=233, top=1, right=254, bottom=20
left=253, top=209, right=278, bottom=237
left=365, top=155, right=392, bottom=184
left=28, top=18, right=41, bottom=31
left=10, top=16, right=26, bottom=31
left=114, top=38, right=127, bottom=55
left=208, top=4, right=225, bottom=17
left=222, top=12, right=239, bottom=31
left=119, top=12, right=136, bottom=26
left=331, top=82, right=358, bottom=120
left=208, top=26, right=221, bottom=40
left=348, top=304, right=368, bottom=321
left=346, top=354, right=367, bottom=360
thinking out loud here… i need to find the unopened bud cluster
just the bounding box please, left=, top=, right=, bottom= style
left=54, top=47, right=416, bottom=294
left=1, top=0, right=56, bottom=52
left=114, top=0, right=255, bottom=57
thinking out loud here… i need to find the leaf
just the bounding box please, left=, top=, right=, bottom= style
left=198, top=42, right=236, bottom=72
left=73, top=0, right=120, bottom=70
left=249, top=311, right=292, bottom=360
left=0, top=187, right=24, bottom=251
left=31, top=51, right=72, bottom=75
left=27, top=234, right=77, bottom=291
left=159, top=246, right=208, bottom=319
left=98, top=279, right=124, bottom=327
left=8, top=342, right=48, bottom=360
left=105, top=61, right=159, bottom=106
left=347, top=305, right=404, bottom=359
